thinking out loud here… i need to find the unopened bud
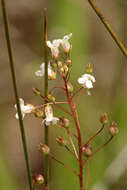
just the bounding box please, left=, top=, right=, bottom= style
left=63, top=65, right=69, bottom=73
left=57, top=61, right=62, bottom=68
left=47, top=94, right=55, bottom=102
left=100, top=113, right=108, bottom=124
left=82, top=144, right=92, bottom=157
left=38, top=144, right=50, bottom=155
left=109, top=122, right=119, bottom=136
left=56, top=136, right=67, bottom=146
left=66, top=60, right=72, bottom=67
left=60, top=118, right=70, bottom=128
left=33, top=88, right=41, bottom=96
left=32, top=174, right=44, bottom=185
left=60, top=67, right=64, bottom=73
left=85, top=64, right=93, bottom=74
left=67, top=82, right=73, bottom=93
left=52, top=63, right=57, bottom=68
left=34, top=109, right=44, bottom=118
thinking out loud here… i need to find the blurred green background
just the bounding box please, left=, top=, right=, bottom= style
left=0, top=0, right=127, bottom=189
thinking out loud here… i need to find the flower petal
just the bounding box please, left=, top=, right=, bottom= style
left=77, top=77, right=86, bottom=84
left=63, top=33, right=72, bottom=40
left=47, top=41, right=53, bottom=48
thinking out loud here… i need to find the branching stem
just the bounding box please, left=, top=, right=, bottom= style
left=63, top=76, right=83, bottom=190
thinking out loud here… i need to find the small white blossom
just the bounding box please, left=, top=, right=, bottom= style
left=77, top=74, right=95, bottom=89
left=14, top=98, right=34, bottom=119
left=47, top=39, right=61, bottom=59
left=43, top=104, right=59, bottom=126
left=61, top=33, right=72, bottom=53
left=35, top=62, right=56, bottom=80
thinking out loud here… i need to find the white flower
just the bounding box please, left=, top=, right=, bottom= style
left=77, top=74, right=95, bottom=89
left=47, top=39, right=62, bottom=59
left=14, top=98, right=34, bottom=119
left=61, top=33, right=72, bottom=53
left=43, top=104, right=59, bottom=126
left=35, top=62, right=56, bottom=80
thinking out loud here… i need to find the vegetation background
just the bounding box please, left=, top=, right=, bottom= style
left=0, top=0, right=127, bottom=189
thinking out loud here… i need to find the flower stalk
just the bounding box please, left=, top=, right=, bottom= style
left=1, top=0, right=33, bottom=189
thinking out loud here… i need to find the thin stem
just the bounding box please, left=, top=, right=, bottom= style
left=49, top=86, right=65, bottom=94
left=67, top=129, right=79, bottom=159
left=74, top=88, right=85, bottom=106
left=91, top=136, right=114, bottom=157
left=40, top=95, right=72, bottom=116
left=85, top=124, right=104, bottom=145
left=71, top=87, right=83, bottom=100
left=84, top=159, right=89, bottom=190
left=43, top=10, right=49, bottom=187
left=48, top=154, right=79, bottom=176
left=60, top=126, right=78, bottom=140
left=88, top=0, right=127, bottom=58
left=64, top=145, right=78, bottom=159
left=1, top=1, right=33, bottom=189
left=38, top=101, right=69, bottom=109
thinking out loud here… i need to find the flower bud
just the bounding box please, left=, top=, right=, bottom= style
left=34, top=109, right=44, bottom=118
left=67, top=82, right=73, bottom=93
left=47, top=94, right=55, bottom=102
left=60, top=118, right=70, bottom=128
left=60, top=67, right=64, bottom=73
left=32, top=174, right=44, bottom=185
left=82, top=144, right=92, bottom=157
left=100, top=113, right=108, bottom=124
left=85, top=64, right=93, bottom=74
left=56, top=136, right=67, bottom=146
left=52, top=63, right=57, bottom=68
left=38, top=144, right=50, bottom=155
left=66, top=60, right=72, bottom=67
left=57, top=61, right=62, bottom=68
left=32, top=88, right=41, bottom=96
left=109, top=122, right=119, bottom=136
left=63, top=65, right=69, bottom=73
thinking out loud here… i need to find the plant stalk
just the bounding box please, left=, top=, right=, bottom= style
left=1, top=0, right=33, bottom=189
left=43, top=10, right=49, bottom=187
left=88, top=0, right=127, bottom=58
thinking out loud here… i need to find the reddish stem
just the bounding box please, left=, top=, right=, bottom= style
left=63, top=76, right=83, bottom=190
left=49, top=86, right=65, bottom=94
left=85, top=159, right=89, bottom=190
left=91, top=135, right=113, bottom=157
left=48, top=153, right=78, bottom=176
left=85, top=124, right=104, bottom=145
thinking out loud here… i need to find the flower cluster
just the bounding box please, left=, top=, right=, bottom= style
left=13, top=31, right=119, bottom=190
left=47, top=33, right=72, bottom=59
